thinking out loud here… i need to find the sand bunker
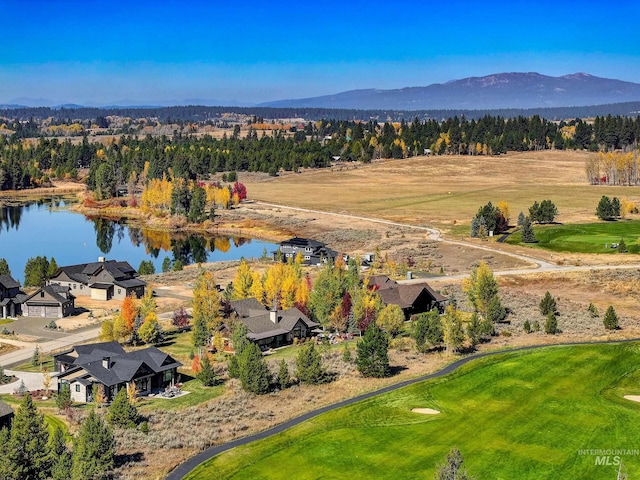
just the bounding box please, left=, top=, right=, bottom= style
left=624, top=395, right=640, bottom=403
left=411, top=408, right=440, bottom=415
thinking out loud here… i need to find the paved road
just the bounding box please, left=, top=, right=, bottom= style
left=0, top=326, right=101, bottom=369
left=166, top=337, right=640, bottom=479
left=0, top=371, right=46, bottom=394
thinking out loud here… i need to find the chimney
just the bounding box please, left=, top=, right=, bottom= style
left=98, top=256, right=105, bottom=263
left=270, top=297, right=278, bottom=324
left=102, top=357, right=110, bottom=369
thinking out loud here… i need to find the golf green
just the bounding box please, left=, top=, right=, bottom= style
left=186, top=343, right=640, bottom=479
left=507, top=221, right=640, bottom=253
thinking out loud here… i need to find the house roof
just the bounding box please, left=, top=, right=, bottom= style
left=377, top=283, right=447, bottom=309
left=0, top=399, right=13, bottom=418
left=24, top=285, right=73, bottom=306
left=280, top=237, right=326, bottom=249
left=367, top=275, right=397, bottom=290
left=230, top=298, right=266, bottom=318
left=113, top=278, right=147, bottom=289
left=242, top=307, right=320, bottom=339
left=56, top=343, right=182, bottom=387
left=51, top=259, right=142, bottom=287
left=0, top=275, right=20, bottom=290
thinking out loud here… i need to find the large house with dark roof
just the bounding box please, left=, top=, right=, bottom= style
left=47, top=258, right=146, bottom=301
left=53, top=342, right=182, bottom=403
left=22, top=284, right=75, bottom=318
left=229, top=298, right=321, bottom=350
left=367, top=275, right=447, bottom=320
left=0, top=274, right=27, bottom=319
left=273, top=237, right=345, bottom=266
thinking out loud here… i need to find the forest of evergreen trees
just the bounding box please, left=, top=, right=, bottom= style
left=3, top=101, right=640, bottom=124
left=1, top=113, right=639, bottom=193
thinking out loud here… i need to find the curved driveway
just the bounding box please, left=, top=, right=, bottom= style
left=166, top=337, right=640, bottom=479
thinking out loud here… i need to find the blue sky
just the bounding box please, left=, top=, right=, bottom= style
left=1, top=0, right=639, bottom=105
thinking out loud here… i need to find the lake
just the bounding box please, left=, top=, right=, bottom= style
left=0, top=197, right=276, bottom=284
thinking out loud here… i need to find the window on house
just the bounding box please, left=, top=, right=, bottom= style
left=304, top=256, right=310, bottom=260
left=73, top=284, right=76, bottom=289
left=75, top=384, right=80, bottom=392
left=118, top=289, right=121, bottom=295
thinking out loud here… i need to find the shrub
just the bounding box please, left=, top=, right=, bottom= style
left=523, top=319, right=532, bottom=333
left=341, top=342, right=352, bottom=362
left=603, top=305, right=619, bottom=330
left=532, top=320, right=541, bottom=332
left=588, top=303, right=599, bottom=318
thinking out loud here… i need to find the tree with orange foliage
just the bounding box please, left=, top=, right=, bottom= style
left=120, top=295, right=138, bottom=334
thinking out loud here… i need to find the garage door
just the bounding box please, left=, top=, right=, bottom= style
left=45, top=306, right=59, bottom=318
left=28, top=305, right=45, bottom=317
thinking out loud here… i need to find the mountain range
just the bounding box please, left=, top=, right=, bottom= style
left=260, top=72, right=640, bottom=111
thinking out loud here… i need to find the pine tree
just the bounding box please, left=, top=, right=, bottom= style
left=596, top=195, right=614, bottom=220
left=197, top=354, right=218, bottom=386
left=516, top=211, right=525, bottom=227
left=539, top=291, right=557, bottom=315
left=56, top=383, right=72, bottom=411
left=412, top=310, right=444, bottom=353
left=603, top=305, right=619, bottom=330
left=48, top=426, right=71, bottom=480
left=486, top=295, right=507, bottom=323
left=544, top=312, right=558, bottom=335
left=71, top=410, right=115, bottom=480
left=521, top=216, right=536, bottom=243
left=0, top=427, right=12, bottom=479
left=161, top=257, right=172, bottom=273
left=356, top=323, right=390, bottom=378
left=618, top=238, right=628, bottom=253
left=31, top=345, right=41, bottom=367
left=8, top=394, right=50, bottom=480
left=108, top=388, right=138, bottom=428
left=278, top=359, right=290, bottom=390
left=239, top=342, right=270, bottom=394
left=296, top=343, right=325, bottom=385
left=0, top=258, right=11, bottom=276
left=523, top=319, right=532, bottom=333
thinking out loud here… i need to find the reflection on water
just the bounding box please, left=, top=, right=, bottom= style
left=0, top=197, right=275, bottom=283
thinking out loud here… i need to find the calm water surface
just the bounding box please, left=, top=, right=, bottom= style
left=0, top=198, right=275, bottom=283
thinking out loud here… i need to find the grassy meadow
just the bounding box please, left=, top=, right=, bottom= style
left=240, top=151, right=640, bottom=232
left=186, top=342, right=640, bottom=479
left=507, top=221, right=640, bottom=253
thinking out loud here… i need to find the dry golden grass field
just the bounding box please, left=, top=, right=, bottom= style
left=240, top=150, right=640, bottom=233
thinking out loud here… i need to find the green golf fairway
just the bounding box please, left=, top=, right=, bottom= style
left=186, top=343, right=640, bottom=479
left=507, top=221, right=640, bottom=253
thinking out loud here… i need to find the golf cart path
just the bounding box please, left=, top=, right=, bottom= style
left=166, top=337, right=640, bottom=479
